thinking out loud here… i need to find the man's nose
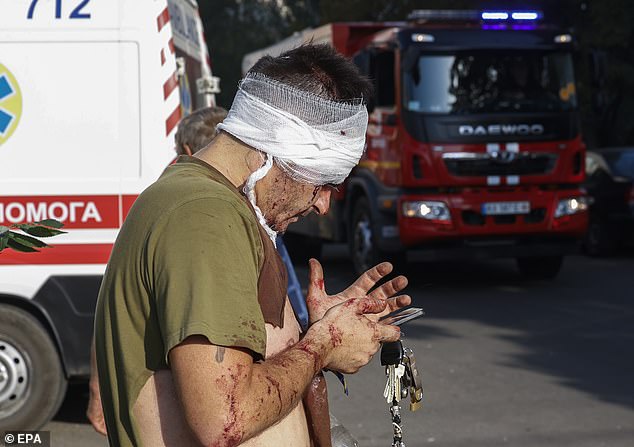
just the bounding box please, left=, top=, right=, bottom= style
left=314, top=189, right=332, bottom=215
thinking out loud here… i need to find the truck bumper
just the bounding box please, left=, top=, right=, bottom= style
left=406, top=236, right=581, bottom=262
left=392, top=186, right=588, bottom=259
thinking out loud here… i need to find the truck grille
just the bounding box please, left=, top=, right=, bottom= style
left=443, top=152, right=557, bottom=177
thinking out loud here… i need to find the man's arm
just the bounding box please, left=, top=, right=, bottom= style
left=169, top=297, right=400, bottom=447
left=303, top=372, right=331, bottom=447
left=86, top=336, right=107, bottom=436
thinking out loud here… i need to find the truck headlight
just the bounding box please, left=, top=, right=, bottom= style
left=402, top=201, right=451, bottom=221
left=554, top=197, right=589, bottom=218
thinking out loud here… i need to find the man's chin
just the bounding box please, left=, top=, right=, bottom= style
left=271, top=218, right=298, bottom=234
left=272, top=223, right=289, bottom=234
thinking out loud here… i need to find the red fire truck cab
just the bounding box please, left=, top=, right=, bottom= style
left=244, top=10, right=589, bottom=278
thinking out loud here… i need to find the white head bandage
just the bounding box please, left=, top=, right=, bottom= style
left=217, top=72, right=369, bottom=186
left=216, top=73, right=369, bottom=244
left=243, top=153, right=278, bottom=245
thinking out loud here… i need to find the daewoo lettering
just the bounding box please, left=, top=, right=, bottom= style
left=458, top=124, right=545, bottom=136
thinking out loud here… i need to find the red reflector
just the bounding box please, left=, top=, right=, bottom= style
left=433, top=221, right=454, bottom=231
left=552, top=215, right=571, bottom=229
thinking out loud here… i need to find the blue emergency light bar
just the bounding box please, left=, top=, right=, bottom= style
left=408, top=10, right=544, bottom=23
left=481, top=10, right=543, bottom=21
left=481, top=12, right=509, bottom=20
left=512, top=12, right=540, bottom=20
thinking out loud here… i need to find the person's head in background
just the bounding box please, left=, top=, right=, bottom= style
left=174, top=106, right=228, bottom=156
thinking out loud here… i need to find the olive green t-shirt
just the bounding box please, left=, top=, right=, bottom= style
left=94, top=157, right=268, bottom=447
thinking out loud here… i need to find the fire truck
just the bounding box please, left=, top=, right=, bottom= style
left=0, top=0, right=218, bottom=430
left=243, top=10, right=589, bottom=278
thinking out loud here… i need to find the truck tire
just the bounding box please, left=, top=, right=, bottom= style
left=350, top=197, right=380, bottom=274
left=0, top=304, right=67, bottom=431
left=350, top=197, right=405, bottom=275
left=516, top=256, right=564, bottom=280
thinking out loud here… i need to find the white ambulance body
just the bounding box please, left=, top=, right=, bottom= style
left=0, top=0, right=218, bottom=429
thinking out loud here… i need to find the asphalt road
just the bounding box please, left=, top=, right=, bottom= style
left=44, top=250, right=634, bottom=447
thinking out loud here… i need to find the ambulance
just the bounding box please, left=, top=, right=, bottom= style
left=0, top=0, right=218, bottom=429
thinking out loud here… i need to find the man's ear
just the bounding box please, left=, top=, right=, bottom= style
left=184, top=143, right=193, bottom=156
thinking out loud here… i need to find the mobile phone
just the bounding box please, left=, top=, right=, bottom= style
left=379, top=307, right=424, bottom=326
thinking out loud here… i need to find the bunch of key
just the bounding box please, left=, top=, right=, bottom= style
left=380, top=340, right=423, bottom=447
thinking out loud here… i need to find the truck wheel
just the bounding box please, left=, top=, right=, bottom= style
left=516, top=256, right=564, bottom=280
left=350, top=197, right=380, bottom=274
left=350, top=197, right=406, bottom=275
left=0, top=305, right=67, bottom=431
left=349, top=197, right=388, bottom=275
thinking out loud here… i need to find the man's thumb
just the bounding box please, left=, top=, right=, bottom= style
left=377, top=324, right=401, bottom=343
left=308, top=258, right=325, bottom=292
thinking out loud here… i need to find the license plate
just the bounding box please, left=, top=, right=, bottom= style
left=481, top=201, right=530, bottom=215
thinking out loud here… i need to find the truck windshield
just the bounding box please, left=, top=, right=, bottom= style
left=403, top=50, right=577, bottom=114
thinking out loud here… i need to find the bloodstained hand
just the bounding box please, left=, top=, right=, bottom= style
left=305, top=258, right=411, bottom=325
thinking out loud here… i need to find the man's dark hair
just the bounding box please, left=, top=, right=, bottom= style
left=175, top=106, right=228, bottom=155
left=247, top=44, right=373, bottom=103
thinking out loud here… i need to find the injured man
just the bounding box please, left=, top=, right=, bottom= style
left=94, top=43, right=411, bottom=447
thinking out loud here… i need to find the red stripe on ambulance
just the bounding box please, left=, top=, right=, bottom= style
left=0, top=195, right=139, bottom=229
left=0, top=244, right=113, bottom=265
left=165, top=105, right=182, bottom=136
left=163, top=72, right=178, bottom=100
left=156, top=7, right=170, bottom=32
left=121, top=195, right=138, bottom=218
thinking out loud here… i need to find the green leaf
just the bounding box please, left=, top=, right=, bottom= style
left=0, top=235, right=8, bottom=251
left=0, top=220, right=64, bottom=253
left=34, top=219, right=64, bottom=229
left=7, top=237, right=40, bottom=253
left=15, top=224, right=65, bottom=238
left=7, top=231, right=49, bottom=249
left=25, top=226, right=66, bottom=237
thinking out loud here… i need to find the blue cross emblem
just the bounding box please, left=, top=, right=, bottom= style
left=0, top=74, right=16, bottom=135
